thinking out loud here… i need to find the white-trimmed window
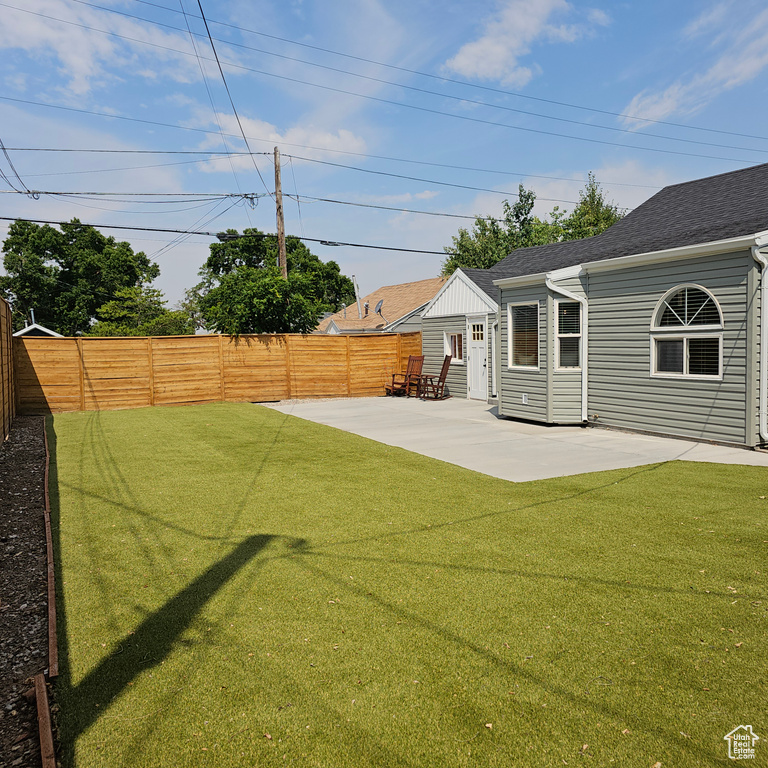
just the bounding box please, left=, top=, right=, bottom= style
left=651, top=285, right=723, bottom=379
left=556, top=301, right=581, bottom=369
left=508, top=302, right=539, bottom=369
left=445, top=331, right=463, bottom=363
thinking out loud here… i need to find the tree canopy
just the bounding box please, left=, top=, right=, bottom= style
left=441, top=174, right=623, bottom=276
left=187, top=229, right=355, bottom=335
left=87, top=287, right=195, bottom=337
left=0, top=218, right=187, bottom=335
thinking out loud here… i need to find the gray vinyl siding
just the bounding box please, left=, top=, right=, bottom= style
left=499, top=287, right=548, bottom=421
left=587, top=250, right=755, bottom=445
left=746, top=262, right=762, bottom=447
left=552, top=375, right=582, bottom=422
left=421, top=315, right=467, bottom=398
left=551, top=274, right=587, bottom=423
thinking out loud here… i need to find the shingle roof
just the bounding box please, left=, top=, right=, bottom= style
left=316, top=276, right=446, bottom=332
left=460, top=268, right=499, bottom=301
left=488, top=161, right=768, bottom=281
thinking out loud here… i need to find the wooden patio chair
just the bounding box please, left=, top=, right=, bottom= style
left=385, top=354, right=424, bottom=397
left=420, top=355, right=452, bottom=400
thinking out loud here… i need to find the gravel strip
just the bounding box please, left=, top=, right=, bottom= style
left=0, top=416, right=49, bottom=768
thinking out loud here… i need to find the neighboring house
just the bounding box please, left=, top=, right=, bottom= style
left=424, top=162, right=768, bottom=449
left=316, top=277, right=446, bottom=334
left=12, top=323, right=63, bottom=338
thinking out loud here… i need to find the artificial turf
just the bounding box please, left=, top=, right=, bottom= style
left=48, top=402, right=767, bottom=767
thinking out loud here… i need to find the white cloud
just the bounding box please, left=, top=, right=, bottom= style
left=622, top=4, right=768, bottom=127
left=192, top=110, right=367, bottom=172
left=444, top=0, right=610, bottom=86
left=0, top=0, right=224, bottom=97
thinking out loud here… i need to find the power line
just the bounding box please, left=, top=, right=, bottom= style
left=0, top=137, right=29, bottom=193
left=24, top=0, right=766, bottom=155
left=285, top=155, right=581, bottom=203
left=0, top=215, right=447, bottom=255
left=0, top=186, right=587, bottom=221
left=193, top=0, right=272, bottom=198
left=1, top=2, right=764, bottom=164
left=123, top=0, right=768, bottom=143
left=288, top=194, right=576, bottom=220
left=3, top=146, right=663, bottom=190
left=177, top=0, right=253, bottom=225
left=0, top=177, right=579, bottom=205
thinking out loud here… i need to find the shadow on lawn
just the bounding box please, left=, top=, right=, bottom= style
left=47, top=420, right=280, bottom=765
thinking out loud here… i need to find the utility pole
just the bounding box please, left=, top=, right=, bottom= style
left=274, top=146, right=287, bottom=279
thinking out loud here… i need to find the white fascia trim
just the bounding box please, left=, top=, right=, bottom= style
left=548, top=264, right=584, bottom=281
left=494, top=271, right=547, bottom=289
left=382, top=303, right=428, bottom=332
left=494, top=232, right=768, bottom=287
left=423, top=268, right=497, bottom=317
left=422, top=269, right=460, bottom=317
left=583, top=232, right=767, bottom=274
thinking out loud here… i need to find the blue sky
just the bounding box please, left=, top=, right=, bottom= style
left=1, top=0, right=768, bottom=304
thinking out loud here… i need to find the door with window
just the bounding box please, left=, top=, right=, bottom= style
left=467, top=318, right=487, bottom=400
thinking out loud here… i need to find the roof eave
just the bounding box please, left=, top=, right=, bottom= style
left=583, top=231, right=768, bottom=273
left=493, top=231, right=768, bottom=288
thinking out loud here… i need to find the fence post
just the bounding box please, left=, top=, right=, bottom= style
left=345, top=335, right=352, bottom=396
left=76, top=337, right=85, bottom=411
left=284, top=335, right=292, bottom=399
left=147, top=337, right=155, bottom=407
left=218, top=334, right=225, bottom=402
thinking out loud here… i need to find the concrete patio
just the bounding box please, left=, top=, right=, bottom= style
left=265, top=396, right=768, bottom=482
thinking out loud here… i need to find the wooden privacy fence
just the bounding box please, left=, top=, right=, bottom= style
left=0, top=297, right=15, bottom=438
left=14, top=331, right=422, bottom=414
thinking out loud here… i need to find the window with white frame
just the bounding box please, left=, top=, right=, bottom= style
left=445, top=331, right=463, bottom=362
left=556, top=301, right=581, bottom=369
left=651, top=285, right=722, bottom=378
left=509, top=302, right=539, bottom=368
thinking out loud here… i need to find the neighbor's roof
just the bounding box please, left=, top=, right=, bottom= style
left=317, top=276, right=446, bottom=332
left=489, top=161, right=768, bottom=281
left=12, top=322, right=63, bottom=338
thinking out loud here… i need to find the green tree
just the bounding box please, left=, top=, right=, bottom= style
left=187, top=229, right=355, bottom=334
left=441, top=177, right=622, bottom=276
left=560, top=172, right=623, bottom=241
left=87, top=287, right=195, bottom=337
left=0, top=218, right=159, bottom=334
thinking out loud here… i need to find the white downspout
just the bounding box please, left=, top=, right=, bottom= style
left=546, top=275, right=588, bottom=422
left=750, top=243, right=768, bottom=443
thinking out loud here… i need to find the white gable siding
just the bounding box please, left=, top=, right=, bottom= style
left=424, top=273, right=496, bottom=318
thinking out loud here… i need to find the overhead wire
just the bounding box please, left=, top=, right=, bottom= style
left=0, top=136, right=30, bottom=193
left=0, top=186, right=532, bottom=221
left=0, top=215, right=448, bottom=255
left=191, top=0, right=272, bottom=197
left=4, top=146, right=663, bottom=190
left=177, top=0, right=254, bottom=226
left=20, top=0, right=766, bottom=154
left=0, top=2, right=765, bottom=163
left=123, top=0, right=768, bottom=142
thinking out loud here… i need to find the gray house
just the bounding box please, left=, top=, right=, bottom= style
left=421, top=268, right=499, bottom=400
left=423, top=162, right=768, bottom=448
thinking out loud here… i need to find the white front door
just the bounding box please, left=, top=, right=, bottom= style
left=468, top=318, right=487, bottom=400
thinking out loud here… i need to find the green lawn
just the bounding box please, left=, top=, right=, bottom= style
left=49, top=402, right=767, bottom=767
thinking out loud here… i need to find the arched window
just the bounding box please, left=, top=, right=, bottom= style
left=651, top=285, right=723, bottom=379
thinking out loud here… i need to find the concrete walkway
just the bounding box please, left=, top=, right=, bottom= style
left=265, top=396, right=768, bottom=482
